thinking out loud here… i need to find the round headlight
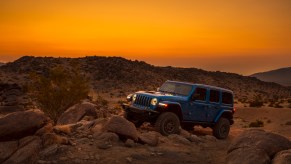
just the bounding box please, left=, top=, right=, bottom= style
left=126, top=94, right=133, bottom=101
left=151, top=98, right=158, bottom=106
left=132, top=94, right=137, bottom=102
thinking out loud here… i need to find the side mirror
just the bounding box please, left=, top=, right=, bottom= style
left=192, top=93, right=200, bottom=101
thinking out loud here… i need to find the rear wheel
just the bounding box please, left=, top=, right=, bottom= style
left=123, top=111, right=144, bottom=128
left=213, top=118, right=230, bottom=139
left=155, top=112, right=180, bottom=136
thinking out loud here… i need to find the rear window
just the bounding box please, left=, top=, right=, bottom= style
left=210, top=90, right=220, bottom=103
left=222, top=92, right=233, bottom=104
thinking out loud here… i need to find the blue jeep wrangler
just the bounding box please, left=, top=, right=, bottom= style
left=122, top=80, right=235, bottom=139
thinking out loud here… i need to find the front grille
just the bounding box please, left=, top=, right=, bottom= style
left=134, top=95, right=151, bottom=107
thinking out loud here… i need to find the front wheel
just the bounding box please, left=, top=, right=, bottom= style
left=213, top=118, right=230, bottom=139
left=155, top=112, right=180, bottom=136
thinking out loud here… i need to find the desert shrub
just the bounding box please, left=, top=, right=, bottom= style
left=30, top=66, right=89, bottom=123
left=285, top=121, right=291, bottom=125
left=96, top=96, right=109, bottom=107
left=249, top=120, right=264, bottom=127
left=267, top=119, right=272, bottom=123
left=249, top=95, right=264, bottom=107
left=274, top=103, right=283, bottom=108
left=268, top=102, right=274, bottom=107
left=249, top=100, right=263, bottom=108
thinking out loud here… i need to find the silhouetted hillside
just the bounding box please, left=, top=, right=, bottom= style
left=0, top=62, right=4, bottom=67
left=250, top=67, right=291, bottom=86
left=1, top=56, right=291, bottom=101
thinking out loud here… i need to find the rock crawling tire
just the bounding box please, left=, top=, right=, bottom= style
left=155, top=112, right=180, bottom=136
left=123, top=111, right=143, bottom=128
left=213, top=117, right=230, bottom=139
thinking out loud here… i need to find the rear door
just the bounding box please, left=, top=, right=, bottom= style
left=188, top=87, right=208, bottom=122
left=207, top=89, right=221, bottom=122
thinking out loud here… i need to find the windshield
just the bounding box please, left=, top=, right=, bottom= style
left=159, top=82, right=193, bottom=96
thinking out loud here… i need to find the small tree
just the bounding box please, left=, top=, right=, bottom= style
left=31, top=66, right=89, bottom=123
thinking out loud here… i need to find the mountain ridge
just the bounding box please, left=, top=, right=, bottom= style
left=250, top=67, right=291, bottom=86
left=0, top=56, right=290, bottom=102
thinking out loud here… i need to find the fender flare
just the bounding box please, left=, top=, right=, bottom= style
left=214, top=110, right=233, bottom=123
left=158, top=101, right=183, bottom=120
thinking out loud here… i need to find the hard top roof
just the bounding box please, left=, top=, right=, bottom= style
left=165, top=80, right=233, bottom=93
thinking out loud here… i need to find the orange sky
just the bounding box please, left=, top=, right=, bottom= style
left=0, top=0, right=290, bottom=74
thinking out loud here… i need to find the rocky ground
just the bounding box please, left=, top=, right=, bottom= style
left=0, top=81, right=291, bottom=163
left=1, top=100, right=291, bottom=164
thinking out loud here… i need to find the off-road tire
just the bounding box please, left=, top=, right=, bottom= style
left=123, top=111, right=143, bottom=128
left=213, top=117, right=230, bottom=139
left=155, top=112, right=180, bottom=136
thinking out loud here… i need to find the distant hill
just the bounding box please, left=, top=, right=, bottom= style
left=0, top=62, right=4, bottom=67
left=0, top=56, right=290, bottom=102
left=250, top=67, right=291, bottom=86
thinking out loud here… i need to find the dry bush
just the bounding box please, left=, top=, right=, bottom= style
left=96, top=95, right=109, bottom=107
left=249, top=100, right=263, bottom=108
left=274, top=103, right=283, bottom=108
left=249, top=95, right=264, bottom=108
left=249, top=120, right=264, bottom=127
left=30, top=66, right=89, bottom=123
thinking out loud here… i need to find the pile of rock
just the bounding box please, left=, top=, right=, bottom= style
left=0, top=83, right=30, bottom=115
left=0, top=110, right=51, bottom=163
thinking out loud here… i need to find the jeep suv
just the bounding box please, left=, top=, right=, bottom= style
left=122, top=80, right=235, bottom=139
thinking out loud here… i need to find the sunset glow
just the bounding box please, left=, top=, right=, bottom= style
left=0, top=0, right=290, bottom=74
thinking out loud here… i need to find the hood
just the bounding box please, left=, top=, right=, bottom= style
left=135, top=91, right=188, bottom=102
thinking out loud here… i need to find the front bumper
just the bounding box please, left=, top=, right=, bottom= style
left=122, top=103, right=159, bottom=122
left=122, top=103, right=159, bottom=113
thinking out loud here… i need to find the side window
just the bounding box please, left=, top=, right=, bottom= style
left=192, top=87, right=206, bottom=101
left=210, top=90, right=220, bottom=103
left=222, top=92, right=233, bottom=104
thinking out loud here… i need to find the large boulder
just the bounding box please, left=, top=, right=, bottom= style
left=0, top=110, right=48, bottom=141
left=103, top=115, right=138, bottom=141
left=272, top=149, right=291, bottom=164
left=227, top=147, right=270, bottom=164
left=3, top=136, right=42, bottom=164
left=226, top=129, right=291, bottom=164
left=57, top=102, right=98, bottom=125
left=0, top=141, right=18, bottom=163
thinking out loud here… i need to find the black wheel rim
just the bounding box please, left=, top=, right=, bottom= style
left=164, top=120, right=175, bottom=133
